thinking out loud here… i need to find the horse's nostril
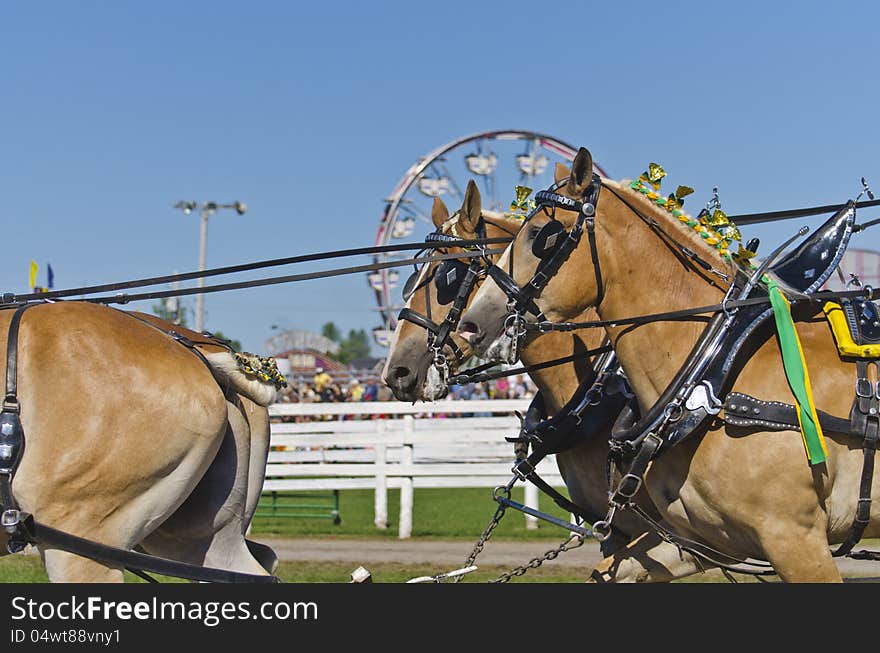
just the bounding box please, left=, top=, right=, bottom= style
left=393, top=366, right=412, bottom=380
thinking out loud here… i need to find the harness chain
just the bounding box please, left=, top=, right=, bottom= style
left=490, top=533, right=587, bottom=583
left=454, top=484, right=593, bottom=583
left=454, top=496, right=509, bottom=583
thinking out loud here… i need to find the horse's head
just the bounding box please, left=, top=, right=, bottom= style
left=459, top=147, right=603, bottom=358
left=382, top=180, right=516, bottom=401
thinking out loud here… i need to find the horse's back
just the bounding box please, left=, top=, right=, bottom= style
left=1, top=302, right=229, bottom=542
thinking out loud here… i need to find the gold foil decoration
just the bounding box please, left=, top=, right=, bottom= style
left=720, top=223, right=742, bottom=242
left=675, top=185, right=694, bottom=200
left=708, top=208, right=730, bottom=228
left=732, top=243, right=757, bottom=266
left=666, top=186, right=694, bottom=211
left=648, top=163, right=666, bottom=184
left=639, top=162, right=666, bottom=189
left=510, top=185, right=533, bottom=212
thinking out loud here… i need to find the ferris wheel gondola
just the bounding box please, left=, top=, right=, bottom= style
left=370, top=130, right=608, bottom=346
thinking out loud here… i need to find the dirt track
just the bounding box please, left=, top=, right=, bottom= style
left=256, top=536, right=880, bottom=579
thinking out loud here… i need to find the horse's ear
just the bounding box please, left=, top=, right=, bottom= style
left=566, top=147, right=594, bottom=197
left=431, top=197, right=450, bottom=229
left=458, top=180, right=482, bottom=234
left=554, top=162, right=570, bottom=185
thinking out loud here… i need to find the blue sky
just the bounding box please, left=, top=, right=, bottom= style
left=2, top=1, right=878, bottom=355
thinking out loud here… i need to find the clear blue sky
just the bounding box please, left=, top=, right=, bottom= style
left=2, top=1, right=878, bottom=355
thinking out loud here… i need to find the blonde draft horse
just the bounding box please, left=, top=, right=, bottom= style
left=460, top=147, right=880, bottom=582
left=0, top=303, right=278, bottom=582
left=383, top=179, right=707, bottom=581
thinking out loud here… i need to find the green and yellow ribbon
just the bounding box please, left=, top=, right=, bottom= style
left=766, top=277, right=828, bottom=465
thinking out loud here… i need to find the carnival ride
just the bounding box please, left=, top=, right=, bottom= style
left=368, top=130, right=609, bottom=347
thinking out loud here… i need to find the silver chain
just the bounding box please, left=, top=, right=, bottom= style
left=490, top=533, right=587, bottom=583
left=456, top=482, right=589, bottom=583
left=454, top=500, right=508, bottom=583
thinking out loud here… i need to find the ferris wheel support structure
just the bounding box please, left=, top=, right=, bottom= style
left=370, top=130, right=608, bottom=346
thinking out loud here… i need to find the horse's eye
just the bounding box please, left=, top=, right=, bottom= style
left=528, top=226, right=541, bottom=240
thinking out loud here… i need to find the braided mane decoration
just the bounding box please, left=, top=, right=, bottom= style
left=232, top=352, right=288, bottom=389
left=628, top=163, right=755, bottom=266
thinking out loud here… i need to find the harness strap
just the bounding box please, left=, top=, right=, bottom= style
left=1, top=304, right=34, bottom=538
left=396, top=308, right=465, bottom=362
left=585, top=218, right=604, bottom=308
left=508, top=350, right=626, bottom=532
left=609, top=433, right=662, bottom=507
left=449, top=344, right=613, bottom=385
left=833, top=361, right=879, bottom=557
left=15, top=514, right=277, bottom=583
left=3, top=305, right=32, bottom=412
left=524, top=286, right=880, bottom=332
left=624, top=503, right=776, bottom=576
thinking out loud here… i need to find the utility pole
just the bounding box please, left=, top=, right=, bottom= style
left=173, top=200, right=247, bottom=332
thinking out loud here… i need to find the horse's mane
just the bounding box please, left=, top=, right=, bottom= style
left=605, top=179, right=737, bottom=277
left=441, top=209, right=520, bottom=238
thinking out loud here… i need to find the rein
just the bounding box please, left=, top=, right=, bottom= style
left=522, top=286, right=880, bottom=333
left=5, top=248, right=505, bottom=309
left=0, top=236, right=512, bottom=306
left=448, top=344, right=613, bottom=385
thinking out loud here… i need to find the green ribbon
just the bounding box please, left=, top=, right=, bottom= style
left=766, top=278, right=827, bottom=465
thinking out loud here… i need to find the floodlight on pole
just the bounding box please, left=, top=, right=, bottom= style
left=173, top=200, right=247, bottom=332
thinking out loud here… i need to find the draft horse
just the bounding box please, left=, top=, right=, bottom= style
left=1, top=302, right=280, bottom=582
left=461, top=147, right=879, bottom=582
left=383, top=179, right=708, bottom=580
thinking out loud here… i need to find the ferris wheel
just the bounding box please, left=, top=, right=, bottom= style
left=369, top=130, right=609, bottom=347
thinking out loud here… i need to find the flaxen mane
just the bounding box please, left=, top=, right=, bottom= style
left=605, top=178, right=739, bottom=279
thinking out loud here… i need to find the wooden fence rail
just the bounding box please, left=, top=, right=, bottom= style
left=266, top=399, right=564, bottom=538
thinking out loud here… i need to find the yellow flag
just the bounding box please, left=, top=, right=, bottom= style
left=29, top=261, right=38, bottom=289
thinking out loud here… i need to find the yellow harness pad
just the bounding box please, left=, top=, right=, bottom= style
left=823, top=301, right=880, bottom=358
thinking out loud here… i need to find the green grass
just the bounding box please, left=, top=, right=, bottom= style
left=251, top=487, right=575, bottom=540
left=0, top=554, right=751, bottom=583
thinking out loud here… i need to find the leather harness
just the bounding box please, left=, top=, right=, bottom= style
left=486, top=177, right=880, bottom=569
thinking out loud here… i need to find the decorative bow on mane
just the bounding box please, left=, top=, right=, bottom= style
left=506, top=186, right=535, bottom=220
left=233, top=352, right=288, bottom=389
left=630, top=162, right=748, bottom=265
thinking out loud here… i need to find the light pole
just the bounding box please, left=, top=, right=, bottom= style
left=173, top=200, right=247, bottom=332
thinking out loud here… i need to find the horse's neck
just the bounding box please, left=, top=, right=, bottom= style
left=520, top=329, right=594, bottom=413
left=596, top=194, right=728, bottom=409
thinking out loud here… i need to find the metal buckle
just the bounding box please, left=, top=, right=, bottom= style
left=1, top=509, right=20, bottom=532
left=857, top=378, right=873, bottom=398
left=616, top=473, right=643, bottom=499
left=511, top=459, right=535, bottom=481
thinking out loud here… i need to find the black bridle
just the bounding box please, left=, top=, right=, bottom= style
left=396, top=216, right=492, bottom=374
left=479, top=175, right=604, bottom=364
left=485, top=175, right=604, bottom=321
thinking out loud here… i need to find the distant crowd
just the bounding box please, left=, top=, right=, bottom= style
left=273, top=368, right=535, bottom=405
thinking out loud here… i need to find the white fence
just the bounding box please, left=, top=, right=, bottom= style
left=266, top=400, right=565, bottom=538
